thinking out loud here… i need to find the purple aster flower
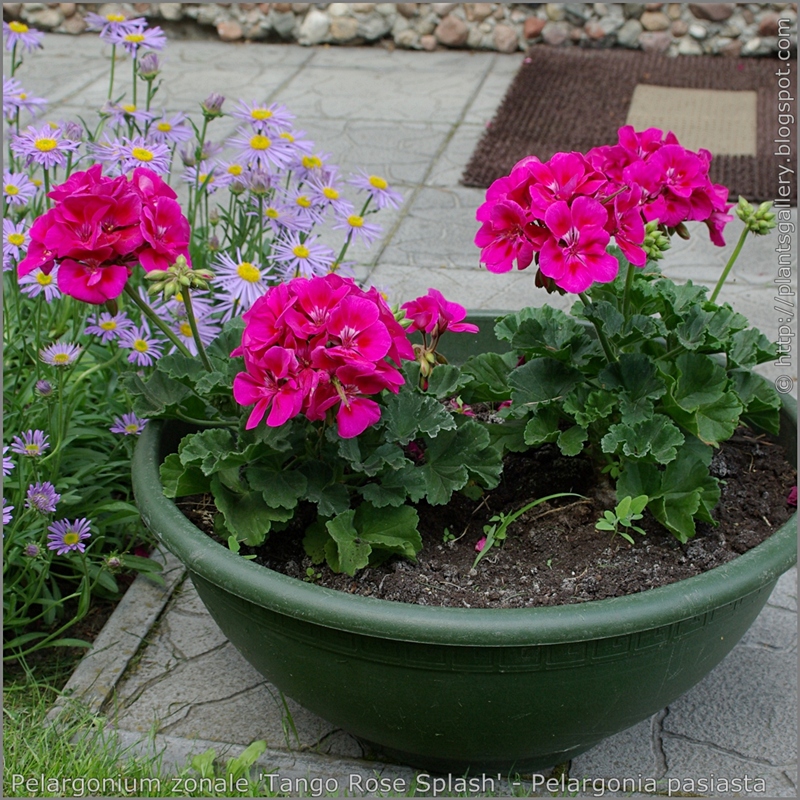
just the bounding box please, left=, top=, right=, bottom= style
left=118, top=323, right=164, bottom=367
left=110, top=412, right=148, bottom=436
left=47, top=518, right=92, bottom=555
left=35, top=379, right=53, bottom=397
left=201, top=93, right=225, bottom=118
left=349, top=170, right=403, bottom=210
left=170, top=313, right=221, bottom=356
left=119, top=136, right=172, bottom=176
left=270, top=232, right=335, bottom=280
left=149, top=111, right=193, bottom=145
left=3, top=498, right=13, bottom=526
left=291, top=152, right=333, bottom=183
left=60, top=119, right=84, bottom=142
left=138, top=52, right=161, bottom=79
left=231, top=100, right=294, bottom=133
left=19, top=265, right=61, bottom=301
left=88, top=134, right=126, bottom=176
left=84, top=310, right=134, bottom=343
left=24, top=542, right=41, bottom=558
left=84, top=12, right=146, bottom=40
left=332, top=211, right=383, bottom=247
left=260, top=199, right=305, bottom=234
left=212, top=160, right=248, bottom=189
left=277, top=128, right=314, bottom=155
left=214, top=249, right=270, bottom=312
left=3, top=171, right=37, bottom=206
left=228, top=126, right=295, bottom=172
left=3, top=77, right=47, bottom=120
left=25, top=481, right=61, bottom=514
left=3, top=20, right=44, bottom=53
left=283, top=188, right=325, bottom=228
left=163, top=290, right=216, bottom=322
left=110, top=24, right=167, bottom=56
left=10, top=430, right=49, bottom=458
left=183, top=162, right=219, bottom=194
left=3, top=219, right=28, bottom=260
left=102, top=100, right=155, bottom=129
left=307, top=172, right=353, bottom=216
left=3, top=446, right=14, bottom=477
left=40, top=342, right=81, bottom=367
left=11, top=124, right=81, bottom=170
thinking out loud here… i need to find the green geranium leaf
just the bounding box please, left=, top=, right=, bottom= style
left=523, top=406, right=562, bottom=446
left=563, top=387, right=616, bottom=428
left=728, top=328, right=778, bottom=369
left=300, top=463, right=350, bottom=517
left=382, top=391, right=456, bottom=445
left=675, top=305, right=713, bottom=351
left=509, top=358, right=584, bottom=409
left=557, top=425, right=588, bottom=457
left=160, top=453, right=210, bottom=498
left=460, top=352, right=514, bottom=402
left=580, top=299, right=624, bottom=338
left=211, top=475, right=291, bottom=546
left=730, top=370, right=781, bottom=434
left=338, top=437, right=407, bottom=477
left=157, top=353, right=207, bottom=383
left=179, top=428, right=238, bottom=475
left=359, top=463, right=428, bottom=507
left=425, top=364, right=473, bottom=400
left=355, top=503, right=422, bottom=561
left=602, top=415, right=684, bottom=464
left=485, top=418, right=528, bottom=453
left=207, top=317, right=245, bottom=361
left=303, top=519, right=328, bottom=564
left=246, top=466, right=307, bottom=510
left=325, top=510, right=371, bottom=576
left=124, top=371, right=191, bottom=417
left=619, top=314, right=666, bottom=347
left=662, top=353, right=742, bottom=446
left=600, top=353, right=667, bottom=402
left=505, top=306, right=599, bottom=364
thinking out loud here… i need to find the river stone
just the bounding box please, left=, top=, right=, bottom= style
left=216, top=19, right=243, bottom=41
left=465, top=3, right=494, bottom=22
left=493, top=23, right=519, bottom=52
left=677, top=35, right=703, bottom=54
left=396, top=3, right=417, bottom=18
left=331, top=16, right=360, bottom=41
left=542, top=21, right=570, bottom=46
left=420, top=33, right=438, bottom=50
left=617, top=18, right=643, bottom=47
left=435, top=13, right=469, bottom=46
left=298, top=7, right=329, bottom=44
left=688, top=3, right=734, bottom=22
left=524, top=16, right=546, bottom=39
left=640, top=11, right=670, bottom=31
left=432, top=3, right=457, bottom=15
left=671, top=19, right=689, bottom=36
left=639, top=31, right=671, bottom=51
left=758, top=12, right=782, bottom=37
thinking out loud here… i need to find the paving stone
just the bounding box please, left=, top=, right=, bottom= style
left=570, top=716, right=661, bottom=779
left=768, top=568, right=798, bottom=612
left=738, top=603, right=798, bottom=652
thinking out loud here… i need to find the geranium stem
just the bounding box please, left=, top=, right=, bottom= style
left=578, top=292, right=616, bottom=363
left=622, top=257, right=636, bottom=319
left=709, top=226, right=749, bottom=304
left=182, top=286, right=213, bottom=373
left=123, top=283, right=194, bottom=359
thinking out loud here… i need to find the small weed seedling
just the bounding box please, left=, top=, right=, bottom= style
left=595, top=495, right=649, bottom=545
left=442, top=527, right=455, bottom=544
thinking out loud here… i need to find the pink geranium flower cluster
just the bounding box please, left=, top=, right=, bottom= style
left=17, top=165, right=191, bottom=304
left=233, top=274, right=417, bottom=438
left=475, top=125, right=733, bottom=294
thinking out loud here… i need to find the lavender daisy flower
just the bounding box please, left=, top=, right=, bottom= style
left=3, top=498, right=13, bottom=526
left=285, top=189, right=325, bottom=228
left=19, top=265, right=61, bottom=301
left=229, top=126, right=295, bottom=172
left=149, top=111, right=193, bottom=145
left=292, top=152, right=333, bottom=183
left=277, top=128, right=314, bottom=156
left=138, top=52, right=161, bottom=79
left=40, top=342, right=81, bottom=367
left=201, top=93, right=225, bottom=118
left=26, top=481, right=61, bottom=514
left=110, top=412, right=148, bottom=436
left=110, top=25, right=167, bottom=56
left=118, top=323, right=164, bottom=367
left=308, top=173, right=353, bottom=216
left=3, top=20, right=44, bottom=53
left=214, top=250, right=270, bottom=312
left=12, top=124, right=81, bottom=170
left=119, top=136, right=172, bottom=175
left=89, top=133, right=126, bottom=176
left=60, top=120, right=84, bottom=142
left=47, top=518, right=92, bottom=555
left=271, top=232, right=335, bottom=280
left=10, top=430, right=50, bottom=458
left=213, top=161, right=248, bottom=189
left=3, top=219, right=28, bottom=260
left=3, top=77, right=47, bottom=120
left=84, top=311, right=134, bottom=343
left=183, top=162, right=219, bottom=194
left=349, top=170, right=403, bottom=210
left=3, top=171, right=37, bottom=206
left=332, top=211, right=383, bottom=247
left=3, top=447, right=14, bottom=477
left=24, top=543, right=41, bottom=558
left=35, top=380, right=53, bottom=397
left=261, top=200, right=306, bottom=235
left=171, top=313, right=221, bottom=357
left=102, top=100, right=155, bottom=129
left=84, top=12, right=145, bottom=40
left=231, top=100, right=294, bottom=133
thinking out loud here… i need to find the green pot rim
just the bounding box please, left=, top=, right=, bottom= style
left=133, top=396, right=797, bottom=648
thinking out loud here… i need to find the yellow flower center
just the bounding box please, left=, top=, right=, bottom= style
left=249, top=135, right=271, bottom=151
left=124, top=33, right=145, bottom=43
left=295, top=195, right=311, bottom=208
left=131, top=147, right=154, bottom=162
left=52, top=352, right=71, bottom=364
left=24, top=443, right=39, bottom=454
left=133, top=339, right=149, bottom=353
left=122, top=103, right=137, bottom=113
left=302, top=155, right=322, bottom=169
left=179, top=322, right=193, bottom=337
left=9, top=21, right=29, bottom=33
left=236, top=262, right=260, bottom=283
left=35, top=138, right=58, bottom=152
left=264, top=207, right=279, bottom=219
left=347, top=215, right=364, bottom=228
left=32, top=179, right=42, bottom=187
left=63, top=532, right=80, bottom=546
left=292, top=245, right=310, bottom=259
left=19, top=93, right=27, bottom=100
left=124, top=423, right=139, bottom=433
left=322, top=187, right=339, bottom=200
left=369, top=175, right=388, bottom=190
left=8, top=233, right=25, bottom=246
left=36, top=273, right=52, bottom=286
left=5, top=185, right=19, bottom=195
left=251, top=108, right=272, bottom=120
left=279, top=132, right=295, bottom=142
left=174, top=292, right=184, bottom=303
left=106, top=13, right=126, bottom=22
left=99, top=319, right=116, bottom=330
left=227, top=164, right=243, bottom=176
left=157, top=121, right=172, bottom=132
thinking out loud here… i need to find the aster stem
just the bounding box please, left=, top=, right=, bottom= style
left=578, top=292, right=617, bottom=363
left=132, top=53, right=138, bottom=107
left=622, top=256, right=636, bottom=319
left=709, top=225, right=749, bottom=304
left=123, top=284, right=194, bottom=359
left=181, top=286, right=213, bottom=373
left=108, top=44, right=117, bottom=100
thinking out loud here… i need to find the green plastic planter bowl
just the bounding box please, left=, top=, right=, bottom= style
left=132, top=313, right=797, bottom=773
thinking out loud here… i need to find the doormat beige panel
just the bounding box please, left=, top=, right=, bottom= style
left=626, top=85, right=757, bottom=156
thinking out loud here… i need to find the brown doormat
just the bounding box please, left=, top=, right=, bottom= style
left=462, top=48, right=796, bottom=204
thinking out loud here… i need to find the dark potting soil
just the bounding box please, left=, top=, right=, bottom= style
left=177, top=429, right=796, bottom=609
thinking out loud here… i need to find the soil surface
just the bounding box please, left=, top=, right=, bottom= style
left=178, top=429, right=796, bottom=609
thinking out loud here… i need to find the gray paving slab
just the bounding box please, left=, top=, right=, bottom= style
left=16, top=31, right=798, bottom=795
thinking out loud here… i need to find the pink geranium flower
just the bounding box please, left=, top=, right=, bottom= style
left=475, top=199, right=536, bottom=274
left=401, top=289, right=479, bottom=335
